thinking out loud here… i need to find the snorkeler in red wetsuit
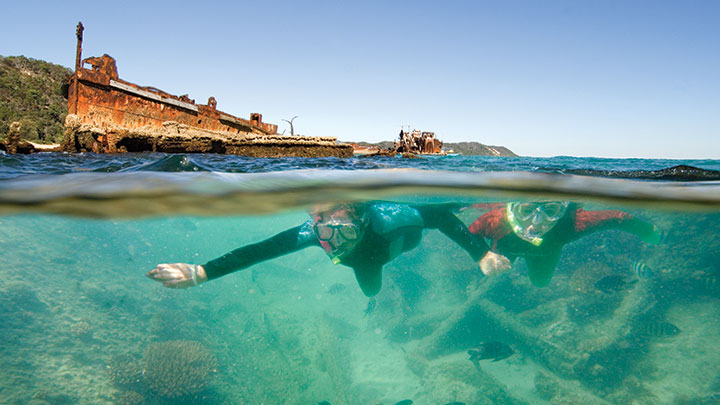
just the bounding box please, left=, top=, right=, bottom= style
left=468, top=202, right=663, bottom=287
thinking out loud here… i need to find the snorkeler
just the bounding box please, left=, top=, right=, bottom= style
left=147, top=202, right=503, bottom=297
left=468, top=201, right=663, bottom=287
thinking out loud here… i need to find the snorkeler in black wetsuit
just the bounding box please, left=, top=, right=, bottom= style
left=147, top=202, right=498, bottom=297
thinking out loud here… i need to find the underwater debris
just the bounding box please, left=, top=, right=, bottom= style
left=392, top=269, right=430, bottom=308
left=467, top=342, right=515, bottom=365
left=633, top=321, right=681, bottom=338
left=420, top=358, right=526, bottom=404
left=533, top=372, right=560, bottom=400
left=594, top=275, right=638, bottom=294
left=28, top=391, right=76, bottom=405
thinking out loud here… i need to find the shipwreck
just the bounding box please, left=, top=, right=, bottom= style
left=395, top=129, right=455, bottom=156
left=61, top=22, right=352, bottom=157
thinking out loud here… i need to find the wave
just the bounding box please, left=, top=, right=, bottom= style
left=549, top=165, right=720, bottom=181
left=0, top=169, right=718, bottom=218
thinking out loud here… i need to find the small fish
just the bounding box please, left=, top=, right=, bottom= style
left=363, top=297, right=376, bottom=317
left=395, top=401, right=413, bottom=405
left=327, top=283, right=346, bottom=294
left=632, top=261, right=655, bottom=279
left=594, top=275, right=638, bottom=294
left=317, top=401, right=332, bottom=405
left=468, top=341, right=514, bottom=364
left=444, top=402, right=466, bottom=405
left=637, top=321, right=681, bottom=338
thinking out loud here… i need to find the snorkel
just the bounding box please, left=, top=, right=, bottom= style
left=507, top=201, right=569, bottom=246
left=311, top=204, right=367, bottom=264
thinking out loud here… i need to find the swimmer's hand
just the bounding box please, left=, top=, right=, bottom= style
left=479, top=251, right=512, bottom=276
left=146, top=263, right=207, bottom=288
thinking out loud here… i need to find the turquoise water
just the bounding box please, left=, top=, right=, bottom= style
left=1, top=153, right=719, bottom=404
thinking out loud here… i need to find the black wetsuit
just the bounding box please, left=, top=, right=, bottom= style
left=203, top=202, right=489, bottom=296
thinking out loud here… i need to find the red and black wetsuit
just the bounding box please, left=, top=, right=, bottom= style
left=468, top=204, right=658, bottom=286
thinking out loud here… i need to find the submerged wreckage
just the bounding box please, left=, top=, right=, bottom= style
left=59, top=22, right=352, bottom=157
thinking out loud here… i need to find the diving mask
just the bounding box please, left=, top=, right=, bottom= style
left=312, top=207, right=367, bottom=262
left=507, top=202, right=569, bottom=245
left=314, top=221, right=362, bottom=242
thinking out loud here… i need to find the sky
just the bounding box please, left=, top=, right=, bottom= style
left=2, top=1, right=719, bottom=159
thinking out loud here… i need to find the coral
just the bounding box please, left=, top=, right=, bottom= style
left=69, top=319, right=94, bottom=342
left=112, top=390, right=145, bottom=405
left=108, top=354, right=143, bottom=389
left=142, top=340, right=218, bottom=398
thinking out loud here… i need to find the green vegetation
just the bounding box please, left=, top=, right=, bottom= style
left=0, top=55, right=71, bottom=144
left=445, top=141, right=518, bottom=157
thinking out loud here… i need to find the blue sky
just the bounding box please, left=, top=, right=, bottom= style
left=2, top=1, right=718, bottom=158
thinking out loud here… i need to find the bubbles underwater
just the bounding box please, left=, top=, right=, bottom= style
left=1, top=155, right=719, bottom=404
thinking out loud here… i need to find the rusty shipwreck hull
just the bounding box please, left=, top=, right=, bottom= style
left=63, top=22, right=352, bottom=157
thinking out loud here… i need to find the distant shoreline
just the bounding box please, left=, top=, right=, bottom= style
left=351, top=140, right=518, bottom=157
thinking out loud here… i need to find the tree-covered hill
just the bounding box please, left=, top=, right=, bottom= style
left=444, top=141, right=517, bottom=157
left=0, top=55, right=71, bottom=144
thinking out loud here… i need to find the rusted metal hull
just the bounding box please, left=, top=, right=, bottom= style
left=63, top=23, right=352, bottom=158
left=67, top=63, right=278, bottom=136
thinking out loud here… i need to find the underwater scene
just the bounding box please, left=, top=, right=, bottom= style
left=1, top=154, right=719, bottom=405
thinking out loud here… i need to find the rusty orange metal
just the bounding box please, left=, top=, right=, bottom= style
left=67, top=22, right=278, bottom=137
left=395, top=129, right=444, bottom=155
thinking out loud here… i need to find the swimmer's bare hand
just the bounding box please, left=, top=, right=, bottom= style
left=146, top=263, right=207, bottom=289
left=479, top=251, right=512, bottom=276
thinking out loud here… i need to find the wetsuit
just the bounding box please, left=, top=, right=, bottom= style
left=468, top=204, right=658, bottom=287
left=203, top=202, right=489, bottom=296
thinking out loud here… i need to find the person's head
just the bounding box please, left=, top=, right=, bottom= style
left=507, top=201, right=569, bottom=245
left=310, top=203, right=368, bottom=262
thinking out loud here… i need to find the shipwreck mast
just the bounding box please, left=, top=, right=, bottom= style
left=68, top=22, right=84, bottom=115
left=75, top=22, right=84, bottom=72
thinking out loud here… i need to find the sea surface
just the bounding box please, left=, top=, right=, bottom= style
left=1, top=152, right=719, bottom=404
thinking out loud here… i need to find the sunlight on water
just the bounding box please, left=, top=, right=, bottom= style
left=1, top=162, right=719, bottom=404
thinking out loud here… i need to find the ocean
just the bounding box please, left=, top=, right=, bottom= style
left=0, top=152, right=719, bottom=404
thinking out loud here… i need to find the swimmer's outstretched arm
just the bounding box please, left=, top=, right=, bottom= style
left=572, top=209, right=664, bottom=244
left=414, top=204, right=490, bottom=260
left=415, top=204, right=512, bottom=274
left=147, top=222, right=319, bottom=288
